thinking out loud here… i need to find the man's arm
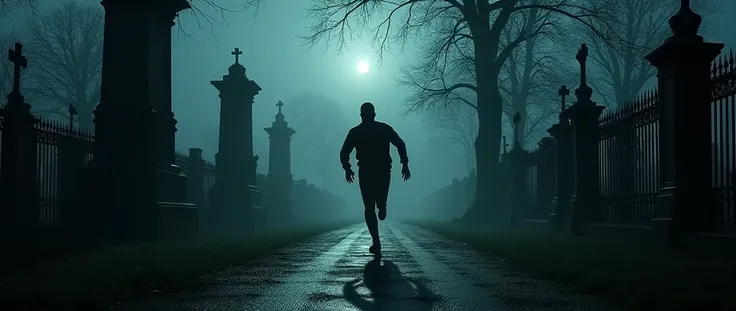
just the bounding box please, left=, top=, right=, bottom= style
left=388, top=126, right=409, bottom=165
left=339, top=129, right=355, bottom=170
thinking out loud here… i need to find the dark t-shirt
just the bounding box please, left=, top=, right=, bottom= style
left=340, top=121, right=409, bottom=170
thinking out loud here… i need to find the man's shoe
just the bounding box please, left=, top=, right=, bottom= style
left=378, top=208, right=387, bottom=221
left=369, top=244, right=381, bottom=255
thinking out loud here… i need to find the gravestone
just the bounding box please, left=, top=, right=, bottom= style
left=210, top=48, right=262, bottom=233
left=264, top=101, right=296, bottom=227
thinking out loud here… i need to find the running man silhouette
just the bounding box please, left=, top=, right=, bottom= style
left=340, top=102, right=411, bottom=255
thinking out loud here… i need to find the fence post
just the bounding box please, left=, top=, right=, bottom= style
left=567, top=44, right=605, bottom=236
left=57, top=133, right=87, bottom=226
left=645, top=1, right=723, bottom=248
left=548, top=106, right=573, bottom=232
left=537, top=137, right=556, bottom=221
left=509, top=113, right=528, bottom=226
left=0, top=43, right=38, bottom=253
left=184, top=148, right=205, bottom=208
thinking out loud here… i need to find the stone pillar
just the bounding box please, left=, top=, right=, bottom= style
left=184, top=148, right=205, bottom=208
left=537, top=136, right=556, bottom=220
left=149, top=1, right=188, bottom=169
left=57, top=135, right=87, bottom=225
left=93, top=0, right=158, bottom=244
left=508, top=112, right=527, bottom=226
left=264, top=101, right=296, bottom=227
left=548, top=85, right=574, bottom=232
left=645, top=0, right=723, bottom=248
left=183, top=148, right=206, bottom=234
left=88, top=0, right=194, bottom=245
left=148, top=1, right=190, bottom=204
left=0, top=42, right=38, bottom=254
left=567, top=44, right=606, bottom=236
left=210, top=48, right=262, bottom=233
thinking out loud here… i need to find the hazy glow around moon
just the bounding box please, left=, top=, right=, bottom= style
left=356, top=59, right=370, bottom=74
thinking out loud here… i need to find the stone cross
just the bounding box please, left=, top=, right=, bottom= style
left=558, top=85, right=570, bottom=111
left=575, top=44, right=589, bottom=88
left=574, top=43, right=593, bottom=102
left=276, top=100, right=284, bottom=114
left=231, top=48, right=243, bottom=64
left=513, top=112, right=522, bottom=145
left=8, top=42, right=27, bottom=96
left=68, top=104, right=78, bottom=130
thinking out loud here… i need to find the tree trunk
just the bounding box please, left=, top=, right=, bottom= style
left=77, top=105, right=94, bottom=130
left=461, top=4, right=511, bottom=224
left=464, top=44, right=504, bottom=223
left=465, top=143, right=476, bottom=173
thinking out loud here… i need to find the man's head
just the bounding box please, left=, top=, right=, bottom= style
left=360, top=102, right=376, bottom=122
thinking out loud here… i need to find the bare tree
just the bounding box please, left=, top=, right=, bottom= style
left=283, top=92, right=352, bottom=191
left=498, top=1, right=578, bottom=148
left=424, top=103, right=478, bottom=172
left=413, top=4, right=569, bottom=169
left=23, top=2, right=103, bottom=128
left=177, top=0, right=260, bottom=36
left=0, top=0, right=37, bottom=17
left=304, top=0, right=615, bottom=218
left=585, top=0, right=712, bottom=107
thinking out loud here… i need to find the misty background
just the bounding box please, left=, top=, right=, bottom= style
left=1, top=0, right=734, bottom=220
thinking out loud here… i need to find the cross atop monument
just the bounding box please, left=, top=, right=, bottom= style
left=512, top=112, right=522, bottom=146
left=231, top=47, right=243, bottom=64
left=574, top=43, right=593, bottom=102
left=575, top=44, right=589, bottom=88
left=558, top=85, right=570, bottom=110
left=68, top=104, right=78, bottom=130
left=8, top=42, right=28, bottom=98
left=276, top=100, right=284, bottom=114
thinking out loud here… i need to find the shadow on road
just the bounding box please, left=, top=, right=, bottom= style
left=343, top=256, right=440, bottom=310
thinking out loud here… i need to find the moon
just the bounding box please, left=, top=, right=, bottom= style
left=356, top=59, right=370, bottom=74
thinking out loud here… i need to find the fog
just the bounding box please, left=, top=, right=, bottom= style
left=2, top=0, right=734, bottom=222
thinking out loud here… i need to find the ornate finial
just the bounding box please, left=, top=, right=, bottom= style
left=575, top=44, right=588, bottom=87
left=68, top=104, right=77, bottom=129
left=669, top=0, right=701, bottom=38
left=7, top=42, right=28, bottom=104
left=574, top=43, right=593, bottom=103
left=68, top=104, right=77, bottom=117
left=512, top=112, right=521, bottom=146
left=558, top=85, right=570, bottom=112
left=231, top=47, right=243, bottom=64
left=274, top=101, right=286, bottom=123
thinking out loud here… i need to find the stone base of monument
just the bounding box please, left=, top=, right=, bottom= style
left=156, top=167, right=199, bottom=238
left=155, top=166, right=189, bottom=203
left=250, top=185, right=267, bottom=231
left=158, top=201, right=198, bottom=238
left=252, top=206, right=267, bottom=230
left=64, top=159, right=199, bottom=247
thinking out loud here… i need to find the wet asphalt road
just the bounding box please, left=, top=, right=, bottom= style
left=116, top=223, right=617, bottom=311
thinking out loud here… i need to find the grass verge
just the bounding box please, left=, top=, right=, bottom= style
left=0, top=221, right=358, bottom=311
left=409, top=221, right=736, bottom=311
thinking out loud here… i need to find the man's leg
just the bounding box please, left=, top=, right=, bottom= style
left=358, top=169, right=380, bottom=253
left=376, top=169, right=391, bottom=221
